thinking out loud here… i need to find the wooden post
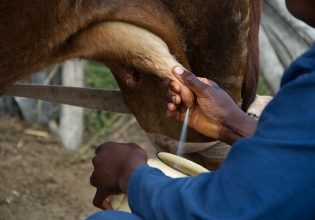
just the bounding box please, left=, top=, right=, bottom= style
left=59, top=60, right=84, bottom=150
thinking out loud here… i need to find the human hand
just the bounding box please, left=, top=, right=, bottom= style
left=166, top=66, right=254, bottom=143
left=90, top=142, right=148, bottom=210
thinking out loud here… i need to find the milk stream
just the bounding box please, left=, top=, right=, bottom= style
left=176, top=108, right=190, bottom=158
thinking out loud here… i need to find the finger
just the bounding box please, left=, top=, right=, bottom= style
left=170, top=95, right=181, bottom=105
left=102, top=199, right=113, bottom=210
left=165, top=110, right=178, bottom=119
left=173, top=66, right=210, bottom=98
left=171, top=68, right=195, bottom=107
left=166, top=109, right=179, bottom=119
left=93, top=188, right=108, bottom=210
left=173, top=95, right=182, bottom=105
left=180, top=85, right=195, bottom=108
left=197, top=77, right=210, bottom=85
left=170, top=80, right=194, bottom=107
left=166, top=104, right=188, bottom=121
left=170, top=81, right=181, bottom=93
left=167, top=103, right=178, bottom=112
left=167, top=90, right=182, bottom=105
left=197, top=77, right=219, bottom=87
left=166, top=89, right=176, bottom=99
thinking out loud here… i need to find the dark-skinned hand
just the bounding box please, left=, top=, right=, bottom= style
left=166, top=66, right=257, bottom=144
left=90, top=142, right=148, bottom=210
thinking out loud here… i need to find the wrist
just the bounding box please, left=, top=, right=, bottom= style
left=219, top=126, right=242, bottom=145
left=223, top=108, right=257, bottom=138
left=118, top=162, right=147, bottom=193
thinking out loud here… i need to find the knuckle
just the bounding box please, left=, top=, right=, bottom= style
left=95, top=142, right=111, bottom=154
left=167, top=93, right=176, bottom=103
left=170, top=83, right=180, bottom=93
left=170, top=81, right=177, bottom=87
left=128, top=142, right=139, bottom=148
left=200, top=78, right=209, bottom=84
left=95, top=145, right=103, bottom=154
left=92, top=157, right=97, bottom=166
left=90, top=174, right=97, bottom=187
left=184, top=75, right=196, bottom=86
left=92, top=197, right=100, bottom=208
left=105, top=141, right=116, bottom=146
left=96, top=142, right=116, bottom=153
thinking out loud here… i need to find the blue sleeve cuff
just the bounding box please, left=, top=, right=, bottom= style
left=127, top=165, right=147, bottom=202
left=127, top=164, right=166, bottom=215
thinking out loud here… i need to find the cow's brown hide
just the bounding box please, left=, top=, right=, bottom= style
left=0, top=0, right=188, bottom=91
left=0, top=0, right=262, bottom=167
left=161, top=0, right=262, bottom=110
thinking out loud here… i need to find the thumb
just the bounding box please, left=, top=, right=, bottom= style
left=173, top=66, right=209, bottom=98
left=93, top=188, right=113, bottom=210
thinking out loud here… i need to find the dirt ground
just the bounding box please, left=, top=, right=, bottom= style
left=0, top=115, right=154, bottom=220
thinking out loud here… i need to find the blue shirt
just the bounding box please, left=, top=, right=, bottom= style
left=127, top=44, right=315, bottom=220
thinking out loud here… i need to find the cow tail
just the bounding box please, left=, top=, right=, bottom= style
left=241, top=0, right=262, bottom=111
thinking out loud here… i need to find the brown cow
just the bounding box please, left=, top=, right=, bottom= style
left=0, top=0, right=262, bottom=169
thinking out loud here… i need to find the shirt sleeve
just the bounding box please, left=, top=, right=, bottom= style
left=128, top=71, right=315, bottom=220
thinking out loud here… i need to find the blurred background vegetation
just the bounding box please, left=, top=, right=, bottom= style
left=258, top=75, right=273, bottom=96
left=84, top=62, right=119, bottom=134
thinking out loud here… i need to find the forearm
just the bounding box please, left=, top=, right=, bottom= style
left=119, top=162, right=148, bottom=193
left=228, top=110, right=258, bottom=137
left=219, top=126, right=242, bottom=145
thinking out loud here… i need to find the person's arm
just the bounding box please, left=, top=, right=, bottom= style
left=90, top=70, right=315, bottom=219
left=90, top=142, right=148, bottom=210
left=128, top=70, right=315, bottom=219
